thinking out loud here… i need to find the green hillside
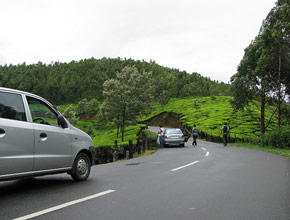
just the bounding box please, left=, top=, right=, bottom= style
left=142, top=96, right=277, bottom=140
left=0, top=58, right=231, bottom=105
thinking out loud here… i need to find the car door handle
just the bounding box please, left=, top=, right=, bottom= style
left=0, top=128, right=5, bottom=138
left=39, top=133, right=48, bottom=142
left=40, top=133, right=47, bottom=138
left=0, top=128, right=5, bottom=134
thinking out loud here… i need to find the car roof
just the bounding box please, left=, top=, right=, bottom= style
left=0, top=87, right=38, bottom=97
left=0, top=87, right=59, bottom=113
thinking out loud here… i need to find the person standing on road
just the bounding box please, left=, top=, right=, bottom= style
left=158, top=125, right=165, bottom=148
left=191, top=124, right=198, bottom=146
left=221, top=123, right=230, bottom=146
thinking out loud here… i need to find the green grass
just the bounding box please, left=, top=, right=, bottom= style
left=229, top=142, right=290, bottom=158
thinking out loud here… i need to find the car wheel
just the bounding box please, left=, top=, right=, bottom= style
left=181, top=143, right=185, bottom=147
left=71, top=153, right=91, bottom=181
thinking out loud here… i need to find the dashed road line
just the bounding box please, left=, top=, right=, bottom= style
left=171, top=161, right=199, bottom=172
left=205, top=152, right=210, bottom=157
left=13, top=190, right=116, bottom=220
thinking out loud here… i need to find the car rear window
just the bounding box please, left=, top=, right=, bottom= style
left=0, top=92, right=27, bottom=121
left=166, top=129, right=182, bottom=134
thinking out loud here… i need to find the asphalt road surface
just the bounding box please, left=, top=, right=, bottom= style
left=1, top=127, right=290, bottom=220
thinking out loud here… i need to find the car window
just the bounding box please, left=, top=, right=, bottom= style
left=0, top=92, right=27, bottom=121
left=166, top=129, right=182, bottom=134
left=26, top=96, right=58, bottom=126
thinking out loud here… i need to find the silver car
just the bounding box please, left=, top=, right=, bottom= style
left=164, top=128, right=185, bottom=147
left=0, top=87, right=96, bottom=181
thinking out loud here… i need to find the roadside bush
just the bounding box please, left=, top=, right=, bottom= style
left=142, top=129, right=159, bottom=149
left=248, top=136, right=263, bottom=146
left=265, top=126, right=290, bottom=149
left=95, top=146, right=114, bottom=164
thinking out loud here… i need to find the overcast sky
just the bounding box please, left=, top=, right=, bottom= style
left=0, top=0, right=276, bottom=83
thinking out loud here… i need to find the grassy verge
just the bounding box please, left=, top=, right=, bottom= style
left=133, top=149, right=157, bottom=158
left=229, top=142, right=290, bottom=158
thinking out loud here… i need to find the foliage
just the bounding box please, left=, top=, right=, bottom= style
left=230, top=1, right=290, bottom=134
left=264, top=125, right=290, bottom=149
left=75, top=98, right=99, bottom=119
left=142, top=129, right=159, bottom=149
left=0, top=58, right=231, bottom=105
left=99, top=66, right=154, bottom=141
left=94, top=129, right=160, bottom=164
left=141, top=96, right=278, bottom=140
left=63, top=104, right=78, bottom=126
left=156, top=90, right=170, bottom=109
left=57, top=104, right=144, bottom=147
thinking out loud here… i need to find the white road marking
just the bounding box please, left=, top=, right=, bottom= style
left=205, top=152, right=210, bottom=157
left=201, top=147, right=207, bottom=151
left=13, top=190, right=116, bottom=220
left=171, top=161, right=199, bottom=172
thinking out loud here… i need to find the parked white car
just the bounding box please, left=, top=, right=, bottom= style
left=0, top=87, right=96, bottom=181
left=164, top=128, right=185, bottom=147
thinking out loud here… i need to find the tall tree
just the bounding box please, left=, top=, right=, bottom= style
left=259, top=0, right=290, bottom=126
left=231, top=36, right=275, bottom=135
left=231, top=0, right=290, bottom=134
left=99, top=66, right=154, bottom=141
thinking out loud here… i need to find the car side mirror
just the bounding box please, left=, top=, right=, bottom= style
left=58, top=115, right=68, bottom=128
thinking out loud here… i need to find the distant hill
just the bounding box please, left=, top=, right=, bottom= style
left=0, top=57, right=231, bottom=104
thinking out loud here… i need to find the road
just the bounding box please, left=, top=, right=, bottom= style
left=1, top=126, right=290, bottom=220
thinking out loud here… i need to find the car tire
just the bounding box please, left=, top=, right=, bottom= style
left=71, top=153, right=91, bottom=181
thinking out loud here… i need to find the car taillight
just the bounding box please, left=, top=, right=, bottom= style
left=182, top=135, right=184, bottom=138
left=165, top=136, right=167, bottom=139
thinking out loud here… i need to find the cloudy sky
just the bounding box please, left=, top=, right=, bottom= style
left=0, top=0, right=276, bottom=82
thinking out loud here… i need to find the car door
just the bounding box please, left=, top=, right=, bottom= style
left=26, top=96, right=73, bottom=171
left=0, top=91, right=34, bottom=176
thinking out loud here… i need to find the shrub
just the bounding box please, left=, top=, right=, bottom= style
left=142, top=129, right=159, bottom=149
left=265, top=126, right=290, bottom=149
left=95, top=146, right=114, bottom=164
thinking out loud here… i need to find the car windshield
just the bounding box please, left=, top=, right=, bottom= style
left=166, top=129, right=182, bottom=134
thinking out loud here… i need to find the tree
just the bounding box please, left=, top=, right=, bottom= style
left=156, top=90, right=170, bottom=109
left=259, top=1, right=290, bottom=126
left=63, top=104, right=78, bottom=126
left=231, top=0, right=290, bottom=134
left=75, top=98, right=99, bottom=119
left=100, top=66, right=154, bottom=141
left=231, top=36, right=274, bottom=135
